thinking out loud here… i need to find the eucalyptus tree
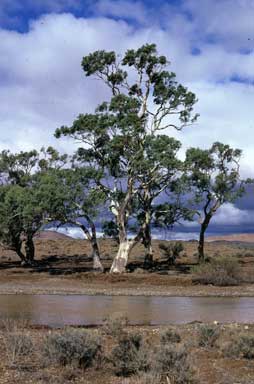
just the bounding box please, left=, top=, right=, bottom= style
left=185, top=142, right=251, bottom=262
left=134, top=135, right=183, bottom=265
left=55, top=44, right=198, bottom=273
left=0, top=148, right=67, bottom=264
left=37, top=166, right=106, bottom=271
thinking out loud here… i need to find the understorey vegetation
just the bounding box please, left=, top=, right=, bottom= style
left=1, top=318, right=254, bottom=384
left=192, top=256, right=242, bottom=286
left=0, top=44, right=252, bottom=274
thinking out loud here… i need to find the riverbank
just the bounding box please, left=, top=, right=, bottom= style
left=0, top=237, right=254, bottom=296
left=1, top=274, right=254, bottom=296
left=0, top=321, right=253, bottom=384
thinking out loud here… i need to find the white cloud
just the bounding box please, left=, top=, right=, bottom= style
left=0, top=4, right=254, bottom=182
left=50, top=226, right=85, bottom=239
left=183, top=0, right=254, bottom=51
left=94, top=0, right=147, bottom=23
left=178, top=203, right=254, bottom=231
left=0, top=14, right=135, bottom=151
left=212, top=203, right=253, bottom=225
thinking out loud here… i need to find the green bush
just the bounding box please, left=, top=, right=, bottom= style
left=43, top=328, right=101, bottom=368
left=223, top=334, right=254, bottom=359
left=159, top=241, right=184, bottom=265
left=102, top=314, right=129, bottom=338
left=111, top=332, right=150, bottom=376
left=153, top=344, right=196, bottom=384
left=192, top=256, right=241, bottom=286
left=198, top=325, right=220, bottom=348
left=160, top=328, right=181, bottom=344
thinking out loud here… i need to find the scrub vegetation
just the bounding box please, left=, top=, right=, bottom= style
left=0, top=318, right=254, bottom=384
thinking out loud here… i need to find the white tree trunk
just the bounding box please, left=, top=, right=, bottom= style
left=92, top=250, right=104, bottom=272
left=110, top=240, right=133, bottom=273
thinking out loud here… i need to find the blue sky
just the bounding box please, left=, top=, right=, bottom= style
left=0, top=1, right=184, bottom=32
left=0, top=0, right=254, bottom=237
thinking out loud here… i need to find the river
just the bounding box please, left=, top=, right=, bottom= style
left=0, top=295, right=254, bottom=327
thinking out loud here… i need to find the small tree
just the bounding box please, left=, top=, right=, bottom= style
left=55, top=44, right=198, bottom=273
left=0, top=148, right=67, bottom=264
left=185, top=142, right=252, bottom=262
left=37, top=167, right=105, bottom=271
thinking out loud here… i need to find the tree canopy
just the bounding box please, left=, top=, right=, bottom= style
left=55, top=43, right=198, bottom=273
left=0, top=43, right=250, bottom=274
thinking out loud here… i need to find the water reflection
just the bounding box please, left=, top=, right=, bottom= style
left=0, top=295, right=253, bottom=327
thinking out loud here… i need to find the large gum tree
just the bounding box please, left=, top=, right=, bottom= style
left=55, top=44, right=198, bottom=273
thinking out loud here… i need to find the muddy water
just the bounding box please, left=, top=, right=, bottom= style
left=0, top=295, right=253, bottom=327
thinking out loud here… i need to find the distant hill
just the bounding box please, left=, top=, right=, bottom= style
left=207, top=233, right=254, bottom=243
left=34, top=231, right=73, bottom=240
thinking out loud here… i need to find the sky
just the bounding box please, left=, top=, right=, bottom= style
left=1, top=0, right=254, bottom=238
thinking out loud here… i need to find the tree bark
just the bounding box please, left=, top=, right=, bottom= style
left=16, top=247, right=26, bottom=263
left=10, top=235, right=26, bottom=263
left=25, top=233, right=35, bottom=264
left=110, top=176, right=137, bottom=273
left=78, top=221, right=104, bottom=272
left=110, top=239, right=136, bottom=273
left=198, top=215, right=211, bottom=263
left=91, top=237, right=104, bottom=272
left=143, top=224, right=153, bottom=267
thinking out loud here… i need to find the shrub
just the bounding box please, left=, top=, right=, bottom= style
left=192, top=256, right=241, bottom=286
left=43, top=328, right=101, bottom=368
left=122, top=373, right=160, bottom=384
left=111, top=332, right=150, bottom=376
left=3, top=332, right=34, bottom=366
left=153, top=344, right=196, bottom=384
left=198, top=325, right=220, bottom=348
left=223, top=334, right=254, bottom=359
left=1, top=318, right=34, bottom=366
left=159, top=242, right=184, bottom=265
left=102, top=314, right=129, bottom=338
left=160, top=328, right=181, bottom=344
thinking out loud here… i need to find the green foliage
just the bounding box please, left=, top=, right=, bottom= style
left=197, top=325, right=220, bottom=348
left=223, top=334, right=254, bottom=359
left=43, top=328, right=101, bottom=368
left=185, top=143, right=249, bottom=205
left=101, top=314, right=129, bottom=338
left=0, top=148, right=69, bottom=262
left=153, top=344, right=196, bottom=384
left=102, top=220, right=119, bottom=241
left=37, top=167, right=105, bottom=223
left=0, top=184, right=43, bottom=261
left=111, top=332, right=150, bottom=376
left=159, top=241, right=184, bottom=265
left=192, top=256, right=241, bottom=286
left=0, top=149, right=39, bottom=186
left=185, top=142, right=253, bottom=260
left=55, top=43, right=198, bottom=256
left=160, top=328, right=181, bottom=344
